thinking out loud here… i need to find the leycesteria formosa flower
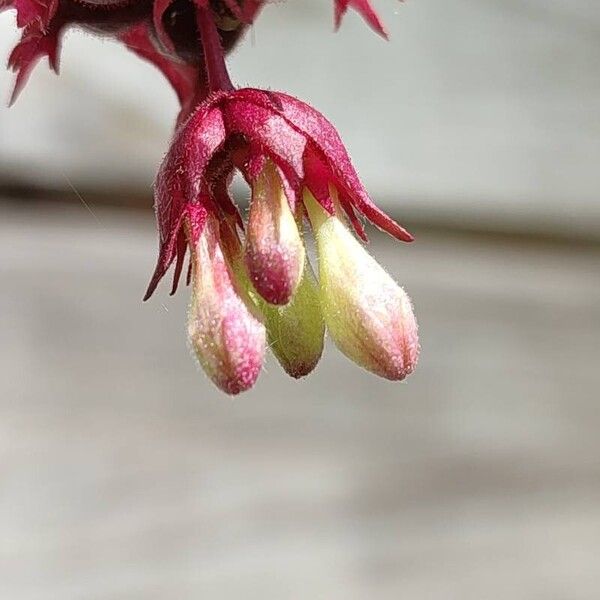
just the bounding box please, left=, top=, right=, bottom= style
left=140, top=5, right=419, bottom=393
left=4, top=0, right=419, bottom=394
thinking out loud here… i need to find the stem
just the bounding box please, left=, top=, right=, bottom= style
left=196, top=6, right=234, bottom=92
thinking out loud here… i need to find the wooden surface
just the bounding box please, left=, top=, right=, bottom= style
left=1, top=202, right=599, bottom=599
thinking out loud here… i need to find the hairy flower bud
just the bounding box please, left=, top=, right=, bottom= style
left=305, top=191, right=419, bottom=381
left=143, top=86, right=418, bottom=389
left=187, top=215, right=266, bottom=394
left=257, top=254, right=325, bottom=379
left=245, top=160, right=305, bottom=305
left=224, top=212, right=323, bottom=379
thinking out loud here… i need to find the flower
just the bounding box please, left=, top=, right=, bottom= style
left=334, top=0, right=392, bottom=38
left=256, top=256, right=325, bottom=380
left=143, top=84, right=418, bottom=391
left=4, top=0, right=420, bottom=393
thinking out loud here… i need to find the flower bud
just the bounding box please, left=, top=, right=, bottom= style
left=245, top=160, right=305, bottom=305
left=304, top=190, right=419, bottom=381
left=187, top=216, right=266, bottom=395
left=257, top=256, right=325, bottom=378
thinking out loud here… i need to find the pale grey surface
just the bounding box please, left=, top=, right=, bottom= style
left=1, top=202, right=599, bottom=599
left=1, top=1, right=600, bottom=236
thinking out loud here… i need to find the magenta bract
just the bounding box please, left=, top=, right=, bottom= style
left=2, top=0, right=256, bottom=103
left=4, top=1, right=392, bottom=105
left=334, top=0, right=390, bottom=38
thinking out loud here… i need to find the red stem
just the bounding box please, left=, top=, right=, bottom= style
left=196, top=6, right=234, bottom=92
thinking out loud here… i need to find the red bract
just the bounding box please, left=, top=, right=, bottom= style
left=3, top=0, right=393, bottom=107
left=334, top=0, right=395, bottom=38
left=144, top=87, right=413, bottom=301
left=2, top=0, right=60, bottom=102
left=2, top=0, right=58, bottom=29
left=2, top=0, right=259, bottom=103
left=3, top=0, right=156, bottom=102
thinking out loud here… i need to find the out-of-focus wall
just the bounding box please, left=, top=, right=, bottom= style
left=1, top=0, right=599, bottom=235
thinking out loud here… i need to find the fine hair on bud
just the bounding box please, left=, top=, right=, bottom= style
left=304, top=190, right=419, bottom=381
left=187, top=215, right=266, bottom=394
left=245, top=159, right=305, bottom=305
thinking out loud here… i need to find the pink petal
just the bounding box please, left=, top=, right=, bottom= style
left=339, top=196, right=368, bottom=242
left=245, top=160, right=305, bottom=305
left=303, top=147, right=335, bottom=214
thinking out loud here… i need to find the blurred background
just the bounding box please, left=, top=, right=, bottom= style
left=1, top=1, right=599, bottom=598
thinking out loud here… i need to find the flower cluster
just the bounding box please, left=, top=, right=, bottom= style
left=5, top=0, right=419, bottom=394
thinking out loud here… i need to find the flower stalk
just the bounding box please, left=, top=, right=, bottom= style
left=196, top=4, right=235, bottom=93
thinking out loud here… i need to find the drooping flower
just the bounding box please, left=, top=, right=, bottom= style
left=142, top=76, right=418, bottom=390
left=4, top=0, right=419, bottom=393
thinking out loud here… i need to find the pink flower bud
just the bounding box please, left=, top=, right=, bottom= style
left=245, top=160, right=305, bottom=305
left=305, top=191, right=419, bottom=381
left=187, top=215, right=266, bottom=395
